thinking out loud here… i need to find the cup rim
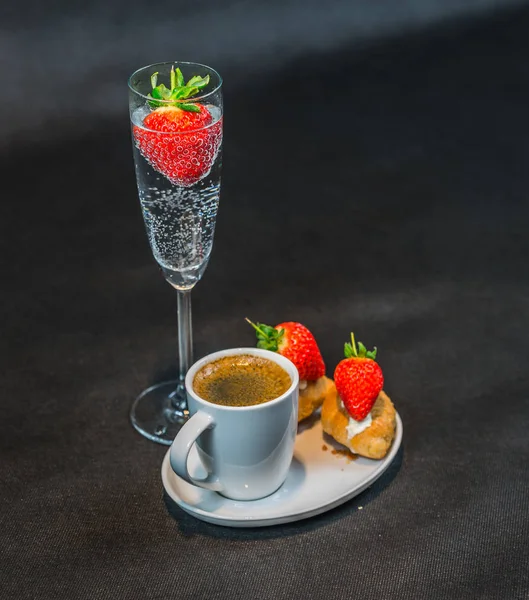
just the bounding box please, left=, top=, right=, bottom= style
left=185, top=347, right=299, bottom=411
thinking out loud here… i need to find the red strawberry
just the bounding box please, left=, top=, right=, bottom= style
left=334, top=333, right=384, bottom=421
left=246, top=319, right=325, bottom=381
left=133, top=67, right=222, bottom=187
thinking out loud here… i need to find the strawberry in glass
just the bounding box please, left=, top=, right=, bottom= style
left=128, top=62, right=223, bottom=445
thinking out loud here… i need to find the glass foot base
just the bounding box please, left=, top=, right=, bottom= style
left=130, top=380, right=189, bottom=445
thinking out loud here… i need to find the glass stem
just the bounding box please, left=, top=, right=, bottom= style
left=177, top=289, right=193, bottom=386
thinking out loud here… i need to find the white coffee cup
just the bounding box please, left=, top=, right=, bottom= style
left=170, top=347, right=299, bottom=501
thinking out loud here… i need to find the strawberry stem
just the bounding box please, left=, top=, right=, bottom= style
left=245, top=318, right=283, bottom=352
left=351, top=332, right=357, bottom=356
left=245, top=317, right=267, bottom=338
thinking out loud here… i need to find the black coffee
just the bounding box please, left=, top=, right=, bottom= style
left=193, top=354, right=291, bottom=407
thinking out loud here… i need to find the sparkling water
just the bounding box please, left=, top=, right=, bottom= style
left=131, top=105, right=222, bottom=290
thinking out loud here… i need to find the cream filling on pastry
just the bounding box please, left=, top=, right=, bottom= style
left=340, top=399, right=373, bottom=439
left=299, top=380, right=308, bottom=390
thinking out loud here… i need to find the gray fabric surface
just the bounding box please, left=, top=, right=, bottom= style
left=2, top=6, right=529, bottom=600
left=2, top=0, right=527, bottom=145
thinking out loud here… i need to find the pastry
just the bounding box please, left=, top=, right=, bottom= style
left=298, top=375, right=336, bottom=421
left=321, top=332, right=396, bottom=459
left=321, top=388, right=396, bottom=459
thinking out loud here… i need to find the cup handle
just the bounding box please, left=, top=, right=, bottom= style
left=169, top=410, right=222, bottom=492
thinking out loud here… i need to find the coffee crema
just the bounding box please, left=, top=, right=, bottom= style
left=193, top=354, right=291, bottom=407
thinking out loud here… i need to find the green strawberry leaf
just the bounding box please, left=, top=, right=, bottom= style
left=246, top=319, right=283, bottom=352
left=366, top=347, right=377, bottom=360
left=170, top=86, right=199, bottom=101
left=183, top=86, right=199, bottom=98
left=260, top=324, right=280, bottom=338
left=148, top=84, right=173, bottom=108
left=187, top=74, right=210, bottom=90
left=175, top=67, right=185, bottom=88
left=178, top=102, right=201, bottom=113
left=343, top=332, right=378, bottom=361
left=146, top=70, right=207, bottom=109
left=151, top=84, right=172, bottom=99
left=344, top=342, right=355, bottom=359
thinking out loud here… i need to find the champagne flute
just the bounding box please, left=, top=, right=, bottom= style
left=128, top=61, right=223, bottom=444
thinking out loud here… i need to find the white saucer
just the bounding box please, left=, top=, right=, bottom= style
left=161, top=413, right=402, bottom=528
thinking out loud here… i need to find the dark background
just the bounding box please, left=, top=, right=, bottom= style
left=2, top=1, right=529, bottom=599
